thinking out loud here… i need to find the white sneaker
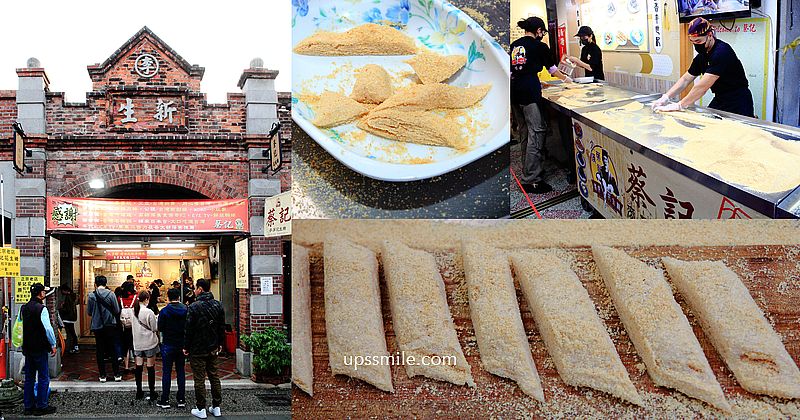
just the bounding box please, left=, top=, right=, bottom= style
left=191, top=408, right=208, bottom=419
left=99, top=376, right=107, bottom=383
left=209, top=406, right=221, bottom=417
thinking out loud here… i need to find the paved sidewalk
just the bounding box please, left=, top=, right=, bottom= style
left=0, top=388, right=290, bottom=419
left=49, top=379, right=287, bottom=392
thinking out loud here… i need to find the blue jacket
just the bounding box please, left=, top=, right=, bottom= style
left=157, top=302, right=187, bottom=347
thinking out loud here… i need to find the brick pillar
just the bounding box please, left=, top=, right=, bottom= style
left=16, top=59, right=49, bottom=134
left=240, top=60, right=284, bottom=334
left=11, top=59, right=56, bottom=378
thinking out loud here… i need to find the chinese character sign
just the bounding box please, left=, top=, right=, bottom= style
left=652, top=0, right=663, bottom=53
left=235, top=239, right=249, bottom=289
left=15, top=276, right=44, bottom=303
left=50, top=237, right=60, bottom=287
left=263, top=191, right=292, bottom=238
left=112, top=96, right=185, bottom=131
left=0, top=247, right=21, bottom=277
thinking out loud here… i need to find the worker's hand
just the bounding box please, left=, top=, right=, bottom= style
left=51, top=347, right=57, bottom=356
left=183, top=349, right=189, bottom=356
left=651, top=94, right=670, bottom=110
left=654, top=102, right=683, bottom=112
left=563, top=76, right=574, bottom=84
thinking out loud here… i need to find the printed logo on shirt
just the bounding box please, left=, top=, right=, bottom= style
left=511, top=46, right=527, bottom=66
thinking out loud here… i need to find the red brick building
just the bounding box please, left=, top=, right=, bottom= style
left=2, top=27, right=290, bottom=378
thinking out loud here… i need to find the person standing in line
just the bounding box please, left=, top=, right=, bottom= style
left=87, top=275, right=122, bottom=382
left=21, top=283, right=58, bottom=416
left=147, top=278, right=163, bottom=315
left=131, top=290, right=160, bottom=401
left=58, top=284, right=79, bottom=354
left=118, top=281, right=138, bottom=373
left=184, top=279, right=225, bottom=419
left=156, top=287, right=188, bottom=410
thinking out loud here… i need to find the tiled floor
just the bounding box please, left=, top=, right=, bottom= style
left=510, top=142, right=593, bottom=219
left=55, top=346, right=244, bottom=382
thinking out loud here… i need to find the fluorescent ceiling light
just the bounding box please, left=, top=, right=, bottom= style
left=96, top=243, right=140, bottom=249
left=147, top=250, right=165, bottom=256
left=150, top=243, right=195, bottom=249
left=166, top=249, right=188, bottom=255
left=88, top=179, right=105, bottom=189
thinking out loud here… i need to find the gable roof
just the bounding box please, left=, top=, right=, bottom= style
left=87, top=26, right=205, bottom=79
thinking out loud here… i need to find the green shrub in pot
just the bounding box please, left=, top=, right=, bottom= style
left=240, top=327, right=291, bottom=376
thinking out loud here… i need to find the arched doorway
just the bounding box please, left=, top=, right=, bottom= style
left=49, top=182, right=246, bottom=382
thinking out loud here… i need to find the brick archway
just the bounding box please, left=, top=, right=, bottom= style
left=57, top=162, right=244, bottom=199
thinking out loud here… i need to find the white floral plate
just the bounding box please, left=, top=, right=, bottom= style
left=291, top=0, right=510, bottom=182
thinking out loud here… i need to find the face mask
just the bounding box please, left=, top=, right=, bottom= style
left=580, top=39, right=590, bottom=46
left=694, top=43, right=706, bottom=54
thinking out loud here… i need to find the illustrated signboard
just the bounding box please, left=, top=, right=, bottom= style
left=573, top=120, right=765, bottom=219
left=580, top=0, right=649, bottom=52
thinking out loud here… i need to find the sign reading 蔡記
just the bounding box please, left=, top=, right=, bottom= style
left=50, top=237, right=60, bottom=286
left=0, top=247, right=21, bottom=276
left=15, top=276, right=44, bottom=303
left=260, top=276, right=273, bottom=295
left=263, top=191, right=292, bottom=238
left=235, top=239, right=249, bottom=289
left=13, top=123, right=25, bottom=174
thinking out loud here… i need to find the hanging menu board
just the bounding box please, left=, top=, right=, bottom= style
left=580, top=0, right=649, bottom=52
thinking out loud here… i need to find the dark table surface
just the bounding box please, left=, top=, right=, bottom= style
left=291, top=0, right=510, bottom=219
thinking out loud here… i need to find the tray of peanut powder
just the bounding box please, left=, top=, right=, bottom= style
left=291, top=0, right=509, bottom=181
left=292, top=220, right=800, bottom=418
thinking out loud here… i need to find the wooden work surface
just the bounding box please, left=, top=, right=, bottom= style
left=292, top=243, right=800, bottom=418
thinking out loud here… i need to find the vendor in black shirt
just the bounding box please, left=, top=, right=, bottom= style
left=561, top=26, right=604, bottom=81
left=511, top=16, right=572, bottom=194
left=652, top=17, right=754, bottom=117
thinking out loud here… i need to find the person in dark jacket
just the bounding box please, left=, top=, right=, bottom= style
left=184, top=279, right=225, bottom=418
left=147, top=279, right=163, bottom=315
left=21, top=283, right=57, bottom=416
left=156, top=288, right=188, bottom=410
left=58, top=284, right=79, bottom=354
left=87, top=275, right=122, bottom=382
left=183, top=276, right=196, bottom=306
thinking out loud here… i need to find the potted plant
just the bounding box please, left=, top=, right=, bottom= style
left=240, top=327, right=291, bottom=384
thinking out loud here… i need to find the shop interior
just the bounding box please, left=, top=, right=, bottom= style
left=53, top=235, right=241, bottom=345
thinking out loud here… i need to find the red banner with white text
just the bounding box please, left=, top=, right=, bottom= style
left=46, top=198, right=249, bottom=233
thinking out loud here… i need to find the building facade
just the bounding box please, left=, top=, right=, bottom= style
left=1, top=27, right=290, bottom=378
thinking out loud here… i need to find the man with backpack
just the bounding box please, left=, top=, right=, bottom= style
left=87, top=275, right=122, bottom=382
left=20, top=283, right=57, bottom=416
left=184, top=279, right=225, bottom=418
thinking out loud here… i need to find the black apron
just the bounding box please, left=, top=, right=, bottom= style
left=709, top=87, right=755, bottom=118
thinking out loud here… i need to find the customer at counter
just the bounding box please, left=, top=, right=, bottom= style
left=511, top=16, right=573, bottom=194
left=653, top=17, right=754, bottom=117
left=560, top=26, right=604, bottom=81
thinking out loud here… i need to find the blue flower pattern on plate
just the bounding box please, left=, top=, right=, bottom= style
left=292, top=0, right=309, bottom=27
